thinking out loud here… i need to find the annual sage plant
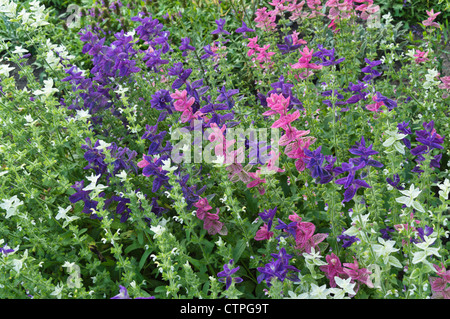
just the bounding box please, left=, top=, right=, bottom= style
left=0, top=0, right=449, bottom=299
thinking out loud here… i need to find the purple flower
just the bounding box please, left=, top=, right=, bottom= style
left=375, top=92, right=397, bottom=110
left=416, top=225, right=434, bottom=242
left=211, top=18, right=231, bottom=35
left=111, top=285, right=130, bottom=299
left=335, top=158, right=371, bottom=202
left=349, top=136, right=383, bottom=168
left=397, top=121, right=412, bottom=149
left=304, top=146, right=334, bottom=184
left=217, top=259, right=243, bottom=290
left=235, top=21, right=255, bottom=34
left=344, top=81, right=369, bottom=104
left=380, top=226, right=395, bottom=240
left=337, top=229, right=360, bottom=248
left=259, top=207, right=277, bottom=231
left=111, top=285, right=155, bottom=299
left=179, top=37, right=195, bottom=56
left=257, top=247, right=300, bottom=286
left=274, top=218, right=297, bottom=238
left=313, top=44, right=345, bottom=66
left=150, top=89, right=173, bottom=113
left=361, top=58, right=382, bottom=81
left=277, top=35, right=303, bottom=54
left=0, top=243, right=14, bottom=256
left=216, top=86, right=239, bottom=109
left=200, top=44, right=218, bottom=60
left=386, top=174, right=405, bottom=190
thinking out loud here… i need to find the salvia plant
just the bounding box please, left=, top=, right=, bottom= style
left=0, top=0, right=449, bottom=300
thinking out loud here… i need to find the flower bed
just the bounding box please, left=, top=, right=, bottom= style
left=0, top=0, right=449, bottom=300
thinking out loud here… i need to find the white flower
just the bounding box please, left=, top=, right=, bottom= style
left=82, top=173, right=107, bottom=194
left=395, top=184, right=424, bottom=212
left=372, top=237, right=402, bottom=267
left=0, top=0, right=17, bottom=17
left=382, top=129, right=407, bottom=154
left=150, top=225, right=165, bottom=238
left=12, top=46, right=28, bottom=55
left=116, top=170, right=128, bottom=182
left=24, top=114, right=38, bottom=127
left=334, top=276, right=356, bottom=296
left=412, top=235, right=441, bottom=265
left=45, top=50, right=60, bottom=69
left=309, top=283, right=330, bottom=299
left=114, top=85, right=129, bottom=98
left=33, top=78, right=59, bottom=98
left=50, top=283, right=64, bottom=299
left=0, top=195, right=24, bottom=219
left=161, top=158, right=177, bottom=172
left=0, top=63, right=14, bottom=77
left=437, top=178, right=450, bottom=199
left=55, top=205, right=78, bottom=227
left=303, top=247, right=327, bottom=266
left=95, top=140, right=111, bottom=151
left=10, top=249, right=28, bottom=273
left=74, top=109, right=91, bottom=121
left=55, top=205, right=71, bottom=221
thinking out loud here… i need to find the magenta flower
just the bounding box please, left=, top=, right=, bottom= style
left=343, top=257, right=374, bottom=290
left=430, top=263, right=450, bottom=299
left=413, top=50, right=429, bottom=64
left=203, top=209, right=226, bottom=235
left=254, top=7, right=277, bottom=31
left=422, top=9, right=441, bottom=28
left=193, top=197, right=213, bottom=219
left=247, top=169, right=266, bottom=195
left=254, top=223, right=274, bottom=241
left=319, top=253, right=347, bottom=288
left=294, top=220, right=328, bottom=253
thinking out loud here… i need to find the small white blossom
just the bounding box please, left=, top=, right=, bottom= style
left=33, top=78, right=59, bottom=98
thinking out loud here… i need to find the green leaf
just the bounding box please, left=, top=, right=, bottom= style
left=139, top=249, right=153, bottom=271
left=232, top=239, right=247, bottom=264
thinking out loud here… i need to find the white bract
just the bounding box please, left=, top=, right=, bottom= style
left=382, top=129, right=407, bottom=154
left=395, top=184, right=425, bottom=213
left=372, top=237, right=402, bottom=267
left=33, top=78, right=59, bottom=98
left=412, top=235, right=441, bottom=265
left=0, top=195, right=24, bottom=219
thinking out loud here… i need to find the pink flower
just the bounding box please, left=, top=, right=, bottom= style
left=203, top=209, right=226, bottom=235
left=343, top=257, right=374, bottom=289
left=137, top=155, right=150, bottom=168
left=422, top=9, right=441, bottom=28
left=271, top=110, right=301, bottom=129
left=413, top=50, right=429, bottom=64
left=294, top=221, right=328, bottom=253
left=438, top=76, right=450, bottom=90
left=171, top=89, right=196, bottom=123
left=291, top=46, right=322, bottom=78
left=194, top=197, right=213, bottom=220
left=254, top=223, right=274, bottom=241
left=263, top=93, right=291, bottom=116
left=194, top=199, right=226, bottom=235
left=247, top=169, right=266, bottom=195
left=365, top=95, right=384, bottom=113
left=430, top=263, right=450, bottom=299
left=265, top=150, right=285, bottom=173
left=319, top=253, right=347, bottom=287
left=254, top=7, right=277, bottom=31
